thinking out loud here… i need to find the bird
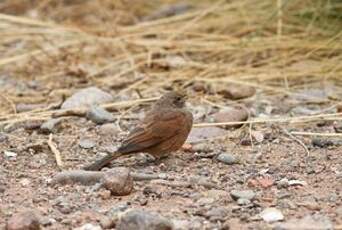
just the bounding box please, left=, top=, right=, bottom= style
left=83, top=91, right=193, bottom=171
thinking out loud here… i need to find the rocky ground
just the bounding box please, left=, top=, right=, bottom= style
left=0, top=84, right=341, bottom=230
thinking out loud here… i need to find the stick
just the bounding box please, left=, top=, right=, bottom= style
left=291, top=131, right=342, bottom=137
left=130, top=172, right=168, bottom=181
left=48, top=134, right=63, bottom=169
left=279, top=127, right=310, bottom=156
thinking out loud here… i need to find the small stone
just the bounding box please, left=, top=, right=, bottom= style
left=79, top=139, right=96, bottom=149
left=196, top=197, right=215, bottom=206
left=40, top=118, right=62, bottom=134
left=312, top=138, right=335, bottom=148
left=192, top=81, right=207, bottom=92
left=165, top=55, right=187, bottom=68
left=191, top=143, right=212, bottom=153
left=230, top=190, right=255, bottom=201
left=74, top=223, right=102, bottom=230
left=107, top=202, right=129, bottom=222
left=99, top=216, right=114, bottom=229
left=217, top=85, right=256, bottom=100
left=87, top=106, right=115, bottom=124
left=277, top=178, right=289, bottom=188
left=116, top=209, right=173, bottom=230
left=6, top=211, right=40, bottom=230
left=61, top=87, right=113, bottom=109
left=204, top=207, right=229, bottom=221
left=237, top=198, right=251, bottom=206
left=4, top=150, right=17, bottom=159
left=288, top=179, right=307, bottom=186
left=39, top=217, right=56, bottom=227
left=217, top=153, right=238, bottom=165
left=211, top=107, right=249, bottom=128
left=99, top=123, right=118, bottom=136
left=0, top=133, right=8, bottom=142
left=53, top=196, right=73, bottom=214
left=102, top=167, right=133, bottom=196
left=20, top=178, right=30, bottom=187
left=187, top=127, right=226, bottom=143
left=260, top=208, right=284, bottom=222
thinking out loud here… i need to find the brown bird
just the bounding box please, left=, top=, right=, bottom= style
left=84, top=91, right=193, bottom=171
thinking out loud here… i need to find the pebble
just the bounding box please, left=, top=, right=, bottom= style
left=4, top=150, right=17, bottom=159
left=40, top=118, right=62, bottom=134
left=107, top=202, right=129, bottom=222
left=102, top=167, right=133, bottom=196
left=217, top=153, right=239, bottom=165
left=187, top=127, right=226, bottom=143
left=86, top=106, right=115, bottom=124
left=53, top=196, right=73, bottom=214
left=204, top=207, right=229, bottom=221
left=274, top=214, right=333, bottom=230
left=312, top=138, right=335, bottom=148
left=217, top=85, right=256, bottom=100
left=116, top=209, right=173, bottom=230
left=20, top=178, right=31, bottom=187
left=260, top=208, right=284, bottom=222
left=79, top=139, right=96, bottom=149
left=196, top=197, right=215, bottom=206
left=237, top=198, right=251, bottom=206
left=6, top=211, right=41, bottom=230
left=211, top=107, right=248, bottom=128
left=230, top=190, right=256, bottom=201
left=0, top=133, right=8, bottom=142
left=191, top=143, right=212, bottom=153
left=39, top=217, right=56, bottom=227
left=74, top=223, right=103, bottom=230
left=61, top=87, right=113, bottom=109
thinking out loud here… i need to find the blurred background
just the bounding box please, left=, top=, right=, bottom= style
left=0, top=0, right=341, bottom=116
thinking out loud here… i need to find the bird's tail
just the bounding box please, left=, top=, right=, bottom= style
left=83, top=152, right=124, bottom=171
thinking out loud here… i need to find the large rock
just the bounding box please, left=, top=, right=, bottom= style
left=102, top=167, right=134, bottom=196
left=116, top=209, right=173, bottom=230
left=6, top=211, right=41, bottom=230
left=61, top=87, right=113, bottom=109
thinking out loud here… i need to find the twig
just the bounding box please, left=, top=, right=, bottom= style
left=48, top=134, right=63, bottom=170
left=291, top=132, right=342, bottom=137
left=131, top=172, right=168, bottom=181
left=279, top=126, right=310, bottom=156
left=193, top=112, right=342, bottom=127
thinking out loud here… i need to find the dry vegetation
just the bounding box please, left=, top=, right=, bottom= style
left=0, top=0, right=341, bottom=124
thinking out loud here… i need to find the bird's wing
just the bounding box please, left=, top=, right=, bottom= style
left=117, top=110, right=188, bottom=153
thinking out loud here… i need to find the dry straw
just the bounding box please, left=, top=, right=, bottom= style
left=0, top=0, right=341, bottom=126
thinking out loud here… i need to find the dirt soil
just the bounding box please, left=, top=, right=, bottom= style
left=0, top=80, right=341, bottom=229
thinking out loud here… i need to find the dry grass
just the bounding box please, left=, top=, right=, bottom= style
left=0, top=0, right=341, bottom=125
